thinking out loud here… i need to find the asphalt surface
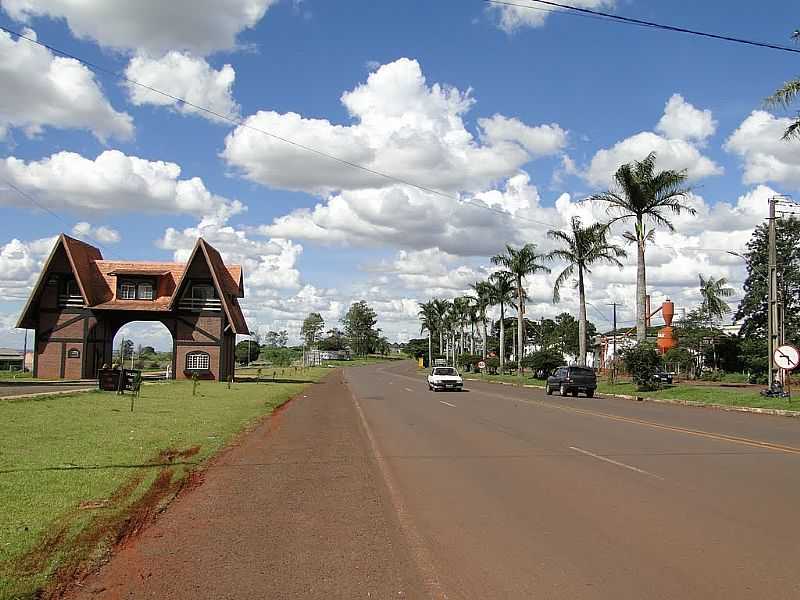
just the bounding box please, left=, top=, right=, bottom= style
left=0, top=383, right=95, bottom=398
left=72, top=361, right=800, bottom=599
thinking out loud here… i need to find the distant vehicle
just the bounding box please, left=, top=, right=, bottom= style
left=428, top=367, right=463, bottom=392
left=433, top=358, right=447, bottom=367
left=546, top=366, right=597, bottom=397
left=652, top=370, right=673, bottom=384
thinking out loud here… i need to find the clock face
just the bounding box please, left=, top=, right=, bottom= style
left=773, top=345, right=800, bottom=371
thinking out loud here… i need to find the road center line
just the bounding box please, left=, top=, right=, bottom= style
left=404, top=387, right=413, bottom=392
left=439, top=400, right=457, bottom=408
left=569, top=446, right=664, bottom=480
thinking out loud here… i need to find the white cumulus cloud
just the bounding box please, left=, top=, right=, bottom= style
left=489, top=0, right=615, bottom=32
left=222, top=58, right=566, bottom=194
left=71, top=222, right=121, bottom=244
left=0, top=28, right=133, bottom=141
left=2, top=0, right=277, bottom=55
left=0, top=150, right=244, bottom=218
left=656, top=93, right=717, bottom=143
left=125, top=52, right=240, bottom=123
left=724, top=110, right=800, bottom=189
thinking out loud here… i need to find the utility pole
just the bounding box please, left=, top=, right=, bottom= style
left=606, top=303, right=621, bottom=385
left=768, top=195, right=779, bottom=388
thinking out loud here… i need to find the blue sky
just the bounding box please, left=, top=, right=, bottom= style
left=1, top=0, right=798, bottom=349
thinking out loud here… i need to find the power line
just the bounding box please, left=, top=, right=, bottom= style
left=0, top=25, right=760, bottom=257
left=486, top=0, right=800, bottom=54
left=1, top=178, right=108, bottom=250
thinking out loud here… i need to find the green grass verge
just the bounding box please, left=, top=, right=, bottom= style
left=0, top=368, right=329, bottom=599
left=465, top=372, right=799, bottom=412
left=0, top=371, right=32, bottom=380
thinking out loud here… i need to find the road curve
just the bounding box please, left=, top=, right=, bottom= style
left=71, top=361, right=800, bottom=599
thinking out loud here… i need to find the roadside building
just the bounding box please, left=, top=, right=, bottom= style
left=0, top=348, right=24, bottom=371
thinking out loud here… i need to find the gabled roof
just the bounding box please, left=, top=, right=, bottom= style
left=16, top=234, right=102, bottom=328
left=168, top=239, right=249, bottom=334
left=17, top=235, right=248, bottom=334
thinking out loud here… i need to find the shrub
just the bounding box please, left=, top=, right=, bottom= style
left=522, top=350, right=564, bottom=379
left=457, top=354, right=481, bottom=371
left=483, top=356, right=500, bottom=374
left=622, top=341, right=661, bottom=391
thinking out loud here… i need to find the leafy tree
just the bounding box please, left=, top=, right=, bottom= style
left=621, top=341, right=661, bottom=391
left=319, top=328, right=347, bottom=351
left=735, top=217, right=800, bottom=346
left=548, top=216, right=626, bottom=366
left=663, top=347, right=694, bottom=375
left=140, top=345, right=156, bottom=356
left=263, top=330, right=289, bottom=349
left=551, top=312, right=597, bottom=359
left=235, top=339, right=260, bottom=364
left=526, top=317, right=558, bottom=351
left=520, top=349, right=564, bottom=379
left=121, top=339, right=134, bottom=360
left=301, top=312, right=325, bottom=347
left=487, top=272, right=515, bottom=371
left=765, top=29, right=800, bottom=140
left=342, top=301, right=378, bottom=356
left=591, top=152, right=694, bottom=341
left=404, top=338, right=429, bottom=362
left=491, top=243, right=551, bottom=370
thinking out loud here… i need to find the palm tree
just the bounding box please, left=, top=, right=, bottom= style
left=765, top=30, right=800, bottom=140
left=548, top=217, right=627, bottom=366
left=698, top=275, right=735, bottom=323
left=488, top=272, right=515, bottom=371
left=417, top=301, right=437, bottom=367
left=590, top=152, right=694, bottom=342
left=491, top=244, right=551, bottom=370
left=698, top=274, right=735, bottom=371
left=432, top=298, right=450, bottom=359
left=470, top=281, right=493, bottom=358
left=453, top=296, right=471, bottom=359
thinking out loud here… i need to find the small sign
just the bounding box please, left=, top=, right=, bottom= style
left=478, top=360, right=486, bottom=370
left=773, top=345, right=800, bottom=371
left=67, top=348, right=81, bottom=358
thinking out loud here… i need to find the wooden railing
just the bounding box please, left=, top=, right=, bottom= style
left=178, top=297, right=222, bottom=311
left=57, top=294, right=84, bottom=307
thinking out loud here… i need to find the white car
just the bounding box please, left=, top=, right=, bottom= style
left=427, top=366, right=463, bottom=392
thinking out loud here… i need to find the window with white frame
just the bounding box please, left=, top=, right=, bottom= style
left=138, top=282, right=154, bottom=300
left=186, top=351, right=210, bottom=371
left=119, top=281, right=137, bottom=299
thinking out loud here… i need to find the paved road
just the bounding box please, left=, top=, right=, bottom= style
left=0, top=383, right=95, bottom=398
left=74, top=361, right=800, bottom=599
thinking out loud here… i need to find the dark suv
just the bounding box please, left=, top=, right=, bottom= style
left=546, top=366, right=597, bottom=397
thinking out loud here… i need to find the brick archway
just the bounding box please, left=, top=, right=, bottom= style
left=17, top=235, right=248, bottom=381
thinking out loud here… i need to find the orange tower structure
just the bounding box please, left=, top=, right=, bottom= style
left=656, top=299, right=678, bottom=354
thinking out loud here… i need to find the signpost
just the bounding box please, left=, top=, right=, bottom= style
left=478, top=360, right=486, bottom=371
left=773, top=345, right=799, bottom=371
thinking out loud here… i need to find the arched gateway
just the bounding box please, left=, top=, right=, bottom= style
left=16, top=235, right=249, bottom=381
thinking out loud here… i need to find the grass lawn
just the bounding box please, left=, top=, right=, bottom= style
left=0, top=368, right=328, bottom=599
left=0, top=371, right=32, bottom=380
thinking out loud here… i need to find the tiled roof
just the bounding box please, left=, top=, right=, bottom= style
left=17, top=236, right=248, bottom=334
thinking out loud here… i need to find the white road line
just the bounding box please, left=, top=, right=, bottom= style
left=404, top=387, right=413, bottom=392
left=569, top=446, right=664, bottom=480
left=439, top=400, right=457, bottom=408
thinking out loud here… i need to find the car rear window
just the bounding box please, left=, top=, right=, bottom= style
left=569, top=367, right=595, bottom=376
left=433, top=367, right=457, bottom=376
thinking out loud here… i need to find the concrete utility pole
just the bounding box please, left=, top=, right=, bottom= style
left=768, top=195, right=778, bottom=387
left=607, top=303, right=621, bottom=384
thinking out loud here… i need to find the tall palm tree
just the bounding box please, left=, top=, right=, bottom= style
left=765, top=30, right=800, bottom=140
left=548, top=217, right=627, bottom=366
left=491, top=244, right=551, bottom=370
left=453, top=296, right=471, bottom=359
left=698, top=274, right=735, bottom=371
left=470, top=281, right=493, bottom=358
left=417, top=300, right=437, bottom=367
left=590, top=152, right=694, bottom=342
left=432, top=298, right=450, bottom=358
left=488, top=272, right=515, bottom=371
left=698, top=275, right=734, bottom=323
